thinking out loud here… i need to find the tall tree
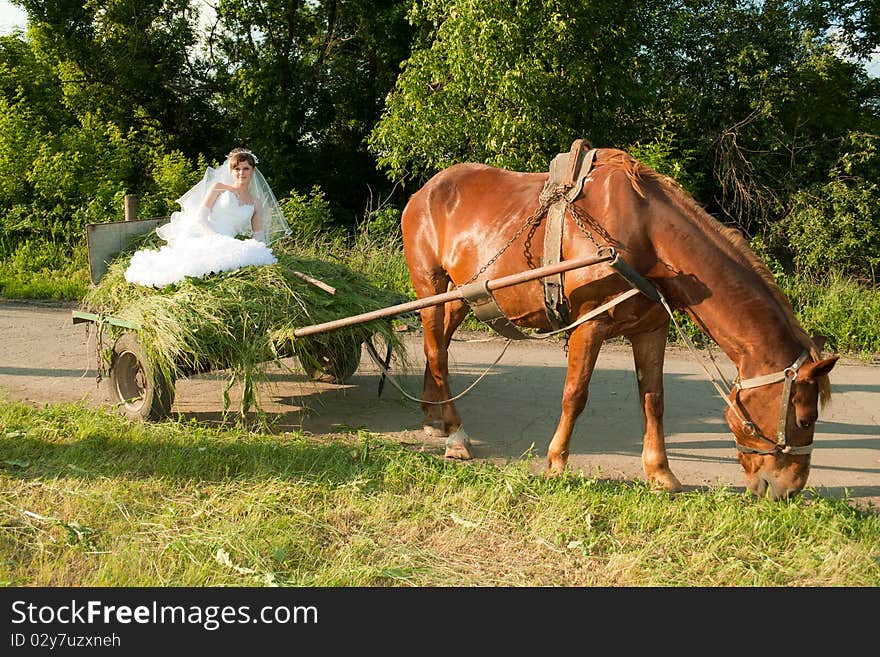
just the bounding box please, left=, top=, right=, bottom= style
left=370, top=0, right=662, bottom=184
left=370, top=1, right=879, bottom=245
left=210, top=0, right=413, bottom=221
left=17, top=0, right=223, bottom=156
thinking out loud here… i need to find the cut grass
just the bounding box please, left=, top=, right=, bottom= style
left=79, top=234, right=410, bottom=416
left=2, top=400, right=878, bottom=587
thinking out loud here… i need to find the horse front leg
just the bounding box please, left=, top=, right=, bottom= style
left=419, top=300, right=473, bottom=459
left=629, top=324, right=682, bottom=492
left=546, top=322, right=607, bottom=474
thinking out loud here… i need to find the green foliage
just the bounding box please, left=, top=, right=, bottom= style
left=364, top=205, right=402, bottom=243
left=0, top=239, right=89, bottom=300
left=137, top=151, right=209, bottom=219
left=780, top=271, right=880, bottom=356
left=780, top=133, right=880, bottom=284
left=0, top=266, right=89, bottom=301
left=20, top=0, right=218, bottom=154
left=0, top=99, right=47, bottom=206
left=371, top=0, right=658, bottom=181
left=6, top=238, right=67, bottom=273
left=211, top=0, right=413, bottom=218
left=278, top=196, right=412, bottom=300
left=628, top=127, right=704, bottom=195
left=348, top=212, right=413, bottom=299
left=279, top=186, right=344, bottom=239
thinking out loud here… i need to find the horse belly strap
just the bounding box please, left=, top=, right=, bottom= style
left=458, top=280, right=531, bottom=340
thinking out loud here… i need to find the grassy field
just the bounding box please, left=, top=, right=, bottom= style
left=2, top=400, right=878, bottom=587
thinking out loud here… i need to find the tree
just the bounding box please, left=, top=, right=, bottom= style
left=370, top=0, right=662, bottom=184
left=370, top=0, right=880, bottom=283
left=210, top=0, right=413, bottom=222
left=642, top=1, right=880, bottom=235
left=17, top=0, right=223, bottom=156
left=0, top=34, right=67, bottom=207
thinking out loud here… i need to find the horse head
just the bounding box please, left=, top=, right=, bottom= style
left=726, top=350, right=839, bottom=500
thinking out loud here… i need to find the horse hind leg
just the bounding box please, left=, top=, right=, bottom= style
left=418, top=282, right=473, bottom=459
left=629, top=325, right=682, bottom=492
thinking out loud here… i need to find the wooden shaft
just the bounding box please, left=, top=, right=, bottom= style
left=290, top=269, right=337, bottom=295
left=293, top=253, right=614, bottom=338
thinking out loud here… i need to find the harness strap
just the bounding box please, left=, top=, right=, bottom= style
left=459, top=280, right=532, bottom=340
left=608, top=253, right=661, bottom=303
left=461, top=277, right=643, bottom=342
left=543, top=200, right=571, bottom=328
left=776, top=373, right=795, bottom=448
left=738, top=351, right=810, bottom=389
left=364, top=285, right=642, bottom=405
left=539, top=140, right=597, bottom=329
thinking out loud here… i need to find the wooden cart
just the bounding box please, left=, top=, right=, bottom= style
left=72, top=219, right=363, bottom=421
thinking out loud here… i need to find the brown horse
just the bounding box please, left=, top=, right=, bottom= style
left=401, top=147, right=839, bottom=500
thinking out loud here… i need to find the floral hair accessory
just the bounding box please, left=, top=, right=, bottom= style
left=227, top=148, right=259, bottom=164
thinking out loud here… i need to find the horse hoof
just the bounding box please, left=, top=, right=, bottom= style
left=546, top=454, right=568, bottom=476
left=423, top=421, right=447, bottom=438
left=444, top=426, right=473, bottom=460
left=444, top=442, right=473, bottom=460
left=649, top=471, right=683, bottom=493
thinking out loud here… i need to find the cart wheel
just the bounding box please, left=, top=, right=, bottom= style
left=107, top=333, right=175, bottom=420
left=296, top=337, right=362, bottom=384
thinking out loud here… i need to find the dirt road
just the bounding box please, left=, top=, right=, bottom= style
left=1, top=299, right=878, bottom=509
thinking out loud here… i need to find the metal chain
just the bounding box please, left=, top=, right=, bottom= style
left=92, top=321, right=105, bottom=385
left=567, top=203, right=606, bottom=250
left=461, top=205, right=550, bottom=286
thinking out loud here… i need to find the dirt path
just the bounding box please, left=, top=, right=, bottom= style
left=1, top=299, right=878, bottom=510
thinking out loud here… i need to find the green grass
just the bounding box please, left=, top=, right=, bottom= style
left=781, top=271, right=880, bottom=357
left=0, top=258, right=90, bottom=301
left=1, top=400, right=878, bottom=587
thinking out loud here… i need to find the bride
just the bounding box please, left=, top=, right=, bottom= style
left=124, top=148, right=292, bottom=288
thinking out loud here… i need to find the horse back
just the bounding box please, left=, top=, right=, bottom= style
left=401, top=163, right=548, bottom=278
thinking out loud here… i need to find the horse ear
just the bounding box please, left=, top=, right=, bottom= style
left=810, top=334, right=827, bottom=353
left=801, top=355, right=840, bottom=380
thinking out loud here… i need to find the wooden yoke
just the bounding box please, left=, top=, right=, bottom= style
left=538, top=138, right=597, bottom=329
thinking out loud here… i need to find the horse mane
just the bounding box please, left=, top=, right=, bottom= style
left=594, top=149, right=831, bottom=406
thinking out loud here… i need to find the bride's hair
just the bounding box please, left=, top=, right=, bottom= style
left=227, top=147, right=258, bottom=167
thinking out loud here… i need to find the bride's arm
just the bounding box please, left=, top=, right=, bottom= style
left=251, top=200, right=267, bottom=243
left=202, top=182, right=232, bottom=210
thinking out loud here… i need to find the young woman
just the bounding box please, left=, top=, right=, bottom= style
left=124, top=148, right=291, bottom=288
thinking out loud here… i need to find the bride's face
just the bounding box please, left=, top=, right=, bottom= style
left=230, top=161, right=254, bottom=186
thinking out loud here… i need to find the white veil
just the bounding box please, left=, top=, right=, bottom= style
left=160, top=156, right=292, bottom=245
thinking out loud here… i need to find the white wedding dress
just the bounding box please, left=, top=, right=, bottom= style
left=124, top=190, right=278, bottom=288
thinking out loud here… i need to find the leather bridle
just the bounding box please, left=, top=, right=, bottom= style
left=732, top=350, right=813, bottom=455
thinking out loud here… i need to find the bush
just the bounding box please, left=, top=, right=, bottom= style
left=779, top=132, right=880, bottom=285
left=279, top=186, right=344, bottom=240
left=780, top=272, right=880, bottom=357
left=785, top=179, right=880, bottom=284
left=0, top=239, right=89, bottom=300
